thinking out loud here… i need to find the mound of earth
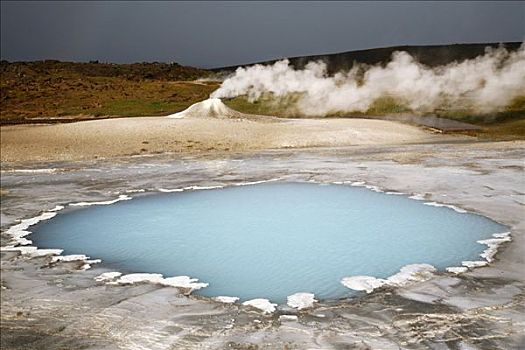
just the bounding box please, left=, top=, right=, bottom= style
left=167, top=98, right=268, bottom=119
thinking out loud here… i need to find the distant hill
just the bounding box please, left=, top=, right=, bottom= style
left=212, top=42, right=523, bottom=74
left=0, top=60, right=210, bottom=82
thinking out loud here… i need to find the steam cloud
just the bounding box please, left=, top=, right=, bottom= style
left=211, top=45, right=525, bottom=116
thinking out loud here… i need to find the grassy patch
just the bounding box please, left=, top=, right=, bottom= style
left=365, top=96, right=411, bottom=115
left=224, top=93, right=524, bottom=140
left=225, top=95, right=411, bottom=118
left=1, top=77, right=220, bottom=122
left=0, top=61, right=218, bottom=123
left=459, top=118, right=525, bottom=141
left=223, top=94, right=302, bottom=117
left=432, top=97, right=524, bottom=140
left=435, top=96, right=525, bottom=125
left=88, top=100, right=178, bottom=117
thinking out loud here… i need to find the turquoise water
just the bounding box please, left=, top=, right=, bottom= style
left=31, top=183, right=506, bottom=303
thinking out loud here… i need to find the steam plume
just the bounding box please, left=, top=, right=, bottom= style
left=211, top=45, right=525, bottom=116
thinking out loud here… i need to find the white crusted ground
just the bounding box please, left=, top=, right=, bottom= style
left=1, top=141, right=523, bottom=349
left=287, top=292, right=317, bottom=310
left=112, top=273, right=209, bottom=291
left=214, top=296, right=240, bottom=304
left=341, top=264, right=437, bottom=293
left=242, top=298, right=277, bottom=314
left=167, top=98, right=247, bottom=119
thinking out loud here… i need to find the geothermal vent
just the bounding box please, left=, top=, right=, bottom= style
left=167, top=98, right=248, bottom=119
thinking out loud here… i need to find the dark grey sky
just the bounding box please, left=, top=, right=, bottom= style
left=1, top=1, right=524, bottom=68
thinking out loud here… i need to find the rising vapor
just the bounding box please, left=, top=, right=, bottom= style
left=211, top=45, right=525, bottom=116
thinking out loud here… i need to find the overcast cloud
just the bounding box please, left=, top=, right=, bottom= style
left=1, top=1, right=523, bottom=67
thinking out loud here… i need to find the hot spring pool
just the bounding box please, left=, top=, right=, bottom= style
left=31, top=183, right=507, bottom=303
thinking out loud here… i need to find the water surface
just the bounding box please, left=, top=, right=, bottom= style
left=32, top=183, right=506, bottom=303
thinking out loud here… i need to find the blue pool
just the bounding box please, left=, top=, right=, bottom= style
left=31, top=183, right=506, bottom=303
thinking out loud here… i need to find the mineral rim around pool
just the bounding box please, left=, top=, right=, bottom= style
left=30, top=182, right=507, bottom=303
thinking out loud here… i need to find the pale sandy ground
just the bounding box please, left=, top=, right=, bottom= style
left=0, top=117, right=465, bottom=162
